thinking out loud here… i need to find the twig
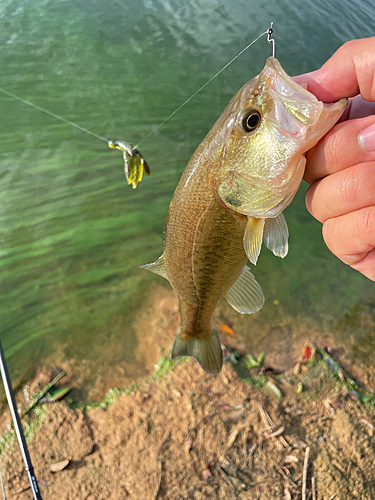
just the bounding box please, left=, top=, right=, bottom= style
left=14, top=484, right=31, bottom=495
left=254, top=456, right=268, bottom=475
left=258, top=405, right=289, bottom=447
left=259, top=404, right=273, bottom=427
left=249, top=443, right=257, bottom=456
left=218, top=460, right=249, bottom=493
left=152, top=461, right=162, bottom=500
left=157, top=430, right=171, bottom=455
left=346, top=460, right=352, bottom=477
left=274, top=464, right=298, bottom=489
left=189, top=411, right=216, bottom=434
left=359, top=419, right=374, bottom=430
left=284, top=486, right=292, bottom=500
left=217, top=465, right=237, bottom=500
left=242, top=427, right=249, bottom=455
left=275, top=465, right=296, bottom=489
left=302, top=446, right=310, bottom=500
left=221, top=429, right=239, bottom=459
left=311, top=476, right=316, bottom=500
left=265, top=425, right=285, bottom=439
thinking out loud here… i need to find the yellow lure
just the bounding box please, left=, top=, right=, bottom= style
left=108, top=141, right=150, bottom=189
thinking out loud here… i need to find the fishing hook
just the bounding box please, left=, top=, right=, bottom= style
left=267, top=22, right=275, bottom=58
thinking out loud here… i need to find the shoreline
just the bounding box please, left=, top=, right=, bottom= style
left=3, top=284, right=375, bottom=408
left=1, top=346, right=375, bottom=499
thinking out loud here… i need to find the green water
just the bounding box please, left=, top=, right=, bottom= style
left=1, top=0, right=374, bottom=399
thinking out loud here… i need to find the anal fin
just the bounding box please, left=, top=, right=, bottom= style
left=243, top=217, right=265, bottom=265
left=139, top=254, right=169, bottom=280
left=225, top=265, right=264, bottom=314
left=263, top=213, right=289, bottom=258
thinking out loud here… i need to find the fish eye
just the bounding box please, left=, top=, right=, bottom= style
left=240, top=108, right=262, bottom=133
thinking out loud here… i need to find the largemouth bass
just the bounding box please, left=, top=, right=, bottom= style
left=142, top=57, right=346, bottom=374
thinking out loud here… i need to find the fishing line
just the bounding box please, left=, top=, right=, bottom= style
left=0, top=87, right=109, bottom=143
left=135, top=26, right=271, bottom=149
left=0, top=23, right=274, bottom=149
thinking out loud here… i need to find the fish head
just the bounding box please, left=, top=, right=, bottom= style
left=212, top=57, right=347, bottom=218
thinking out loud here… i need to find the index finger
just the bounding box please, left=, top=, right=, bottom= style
left=304, top=114, right=375, bottom=184
left=294, top=37, right=375, bottom=103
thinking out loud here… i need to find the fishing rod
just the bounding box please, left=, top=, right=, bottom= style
left=0, top=341, right=43, bottom=500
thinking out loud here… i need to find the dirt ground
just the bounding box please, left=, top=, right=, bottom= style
left=1, top=351, right=375, bottom=500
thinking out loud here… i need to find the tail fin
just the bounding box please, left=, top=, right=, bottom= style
left=171, top=327, right=223, bottom=374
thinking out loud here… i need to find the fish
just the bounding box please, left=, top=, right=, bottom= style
left=142, top=57, right=347, bottom=374
left=108, top=140, right=150, bottom=188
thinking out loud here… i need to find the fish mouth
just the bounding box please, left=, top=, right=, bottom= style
left=262, top=57, right=347, bottom=148
left=265, top=57, right=324, bottom=139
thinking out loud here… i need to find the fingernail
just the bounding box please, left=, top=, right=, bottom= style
left=358, top=122, right=375, bottom=152
left=292, top=70, right=318, bottom=88
left=292, top=70, right=318, bottom=83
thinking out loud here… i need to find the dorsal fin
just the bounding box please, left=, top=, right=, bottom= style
left=225, top=265, right=264, bottom=314
left=263, top=213, right=289, bottom=258
left=139, top=254, right=169, bottom=281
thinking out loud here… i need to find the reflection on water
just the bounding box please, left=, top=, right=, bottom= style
left=1, top=0, right=374, bottom=400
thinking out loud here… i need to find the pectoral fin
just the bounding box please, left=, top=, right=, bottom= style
left=139, top=254, right=169, bottom=281
left=225, top=265, right=264, bottom=314
left=243, top=217, right=265, bottom=265
left=263, top=213, right=289, bottom=258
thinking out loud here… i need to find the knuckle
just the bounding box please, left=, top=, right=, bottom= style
left=335, top=40, right=359, bottom=60
left=324, top=132, right=341, bottom=169
left=340, top=40, right=356, bottom=52
left=341, top=167, right=360, bottom=206
left=357, top=207, right=375, bottom=236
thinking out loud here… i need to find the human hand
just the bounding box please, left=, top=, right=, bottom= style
left=295, top=38, right=375, bottom=280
